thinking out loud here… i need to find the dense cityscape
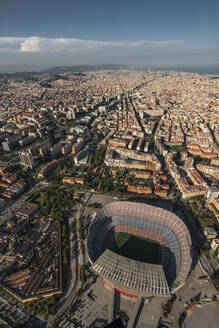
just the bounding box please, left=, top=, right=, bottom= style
left=0, top=69, right=218, bottom=328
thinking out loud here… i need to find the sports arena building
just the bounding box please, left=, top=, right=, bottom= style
left=87, top=201, right=192, bottom=298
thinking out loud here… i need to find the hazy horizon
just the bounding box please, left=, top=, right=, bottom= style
left=0, top=0, right=219, bottom=73
left=1, top=63, right=219, bottom=75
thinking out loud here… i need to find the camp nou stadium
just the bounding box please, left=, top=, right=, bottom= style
left=87, top=201, right=192, bottom=298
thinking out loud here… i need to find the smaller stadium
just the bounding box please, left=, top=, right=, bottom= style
left=87, top=201, right=192, bottom=298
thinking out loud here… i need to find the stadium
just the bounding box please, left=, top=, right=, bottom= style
left=87, top=201, right=192, bottom=298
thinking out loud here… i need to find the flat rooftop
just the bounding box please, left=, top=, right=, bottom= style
left=17, top=202, right=38, bottom=217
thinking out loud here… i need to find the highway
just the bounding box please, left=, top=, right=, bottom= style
left=48, top=192, right=92, bottom=325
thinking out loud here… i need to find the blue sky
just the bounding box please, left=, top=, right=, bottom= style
left=0, top=0, right=218, bottom=72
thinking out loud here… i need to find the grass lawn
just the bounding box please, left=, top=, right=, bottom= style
left=111, top=232, right=161, bottom=264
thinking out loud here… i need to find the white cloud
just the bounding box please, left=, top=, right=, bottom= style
left=0, top=37, right=26, bottom=51
left=0, top=36, right=184, bottom=53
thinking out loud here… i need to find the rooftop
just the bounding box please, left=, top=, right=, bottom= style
left=17, top=202, right=38, bottom=217
left=92, top=249, right=170, bottom=296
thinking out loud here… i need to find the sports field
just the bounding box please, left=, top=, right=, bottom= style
left=111, top=232, right=161, bottom=264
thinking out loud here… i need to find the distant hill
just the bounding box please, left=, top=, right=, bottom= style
left=43, top=64, right=130, bottom=74
left=1, top=64, right=218, bottom=79
left=0, top=64, right=148, bottom=80
left=43, top=74, right=69, bottom=82
left=1, top=71, right=40, bottom=81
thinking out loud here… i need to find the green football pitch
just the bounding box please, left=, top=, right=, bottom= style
left=111, top=232, right=161, bottom=264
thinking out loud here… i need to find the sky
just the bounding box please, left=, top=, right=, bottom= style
left=0, top=0, right=219, bottom=72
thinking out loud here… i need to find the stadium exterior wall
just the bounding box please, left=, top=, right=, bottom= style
left=87, top=201, right=192, bottom=296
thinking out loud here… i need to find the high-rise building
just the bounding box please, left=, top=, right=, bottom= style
left=19, top=150, right=35, bottom=169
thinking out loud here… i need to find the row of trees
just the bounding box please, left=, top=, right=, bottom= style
left=79, top=265, right=87, bottom=284
left=61, top=223, right=69, bottom=265
left=92, top=146, right=106, bottom=167
left=162, top=294, right=177, bottom=317
left=77, top=217, right=85, bottom=240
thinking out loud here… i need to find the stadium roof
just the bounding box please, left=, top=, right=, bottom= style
left=93, top=249, right=170, bottom=296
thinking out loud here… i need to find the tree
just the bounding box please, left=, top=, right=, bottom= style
left=93, top=146, right=106, bottom=167
left=80, top=265, right=87, bottom=283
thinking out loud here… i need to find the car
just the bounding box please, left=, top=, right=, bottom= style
left=197, top=302, right=203, bottom=307
left=198, top=275, right=208, bottom=280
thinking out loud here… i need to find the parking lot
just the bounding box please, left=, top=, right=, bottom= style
left=184, top=303, right=219, bottom=328
left=59, top=278, right=109, bottom=328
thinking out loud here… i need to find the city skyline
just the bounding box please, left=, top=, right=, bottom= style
left=0, top=0, right=219, bottom=72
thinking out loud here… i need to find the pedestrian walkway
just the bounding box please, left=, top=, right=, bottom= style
left=127, top=297, right=143, bottom=328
